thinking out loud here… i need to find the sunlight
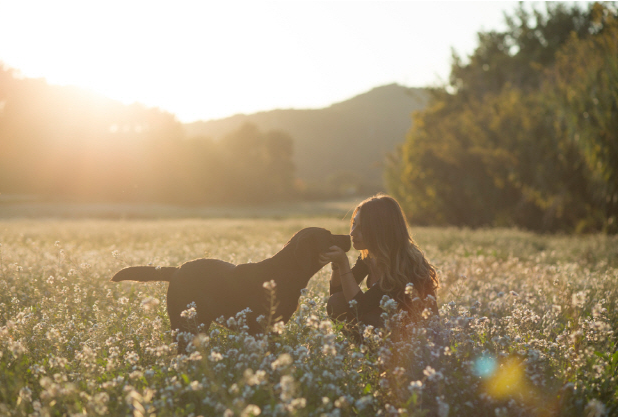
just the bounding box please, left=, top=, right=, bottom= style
left=0, top=1, right=369, bottom=121
left=0, top=0, right=518, bottom=122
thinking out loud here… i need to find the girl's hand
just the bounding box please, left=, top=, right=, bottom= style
left=318, top=245, right=347, bottom=266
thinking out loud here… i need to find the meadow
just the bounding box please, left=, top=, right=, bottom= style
left=0, top=217, right=616, bottom=416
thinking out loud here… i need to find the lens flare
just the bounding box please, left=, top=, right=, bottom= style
left=485, top=358, right=526, bottom=399
left=474, top=355, right=497, bottom=378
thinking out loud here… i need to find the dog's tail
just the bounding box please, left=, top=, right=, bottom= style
left=111, top=266, right=177, bottom=283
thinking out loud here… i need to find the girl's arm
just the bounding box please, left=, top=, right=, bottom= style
left=329, top=264, right=341, bottom=288
left=337, top=259, right=361, bottom=301
left=329, top=255, right=368, bottom=295
left=320, top=246, right=361, bottom=301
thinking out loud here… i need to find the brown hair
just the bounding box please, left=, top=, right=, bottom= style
left=351, top=194, right=439, bottom=299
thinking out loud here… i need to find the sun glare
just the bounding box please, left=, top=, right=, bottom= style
left=0, top=1, right=519, bottom=122
left=1, top=1, right=366, bottom=121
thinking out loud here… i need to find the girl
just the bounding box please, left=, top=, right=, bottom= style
left=320, top=194, right=439, bottom=328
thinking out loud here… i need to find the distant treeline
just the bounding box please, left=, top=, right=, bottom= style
left=0, top=72, right=295, bottom=204
left=387, top=2, right=618, bottom=233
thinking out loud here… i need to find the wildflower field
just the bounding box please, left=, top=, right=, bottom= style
left=1, top=218, right=617, bottom=417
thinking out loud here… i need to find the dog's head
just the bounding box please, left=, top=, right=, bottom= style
left=288, top=227, right=351, bottom=275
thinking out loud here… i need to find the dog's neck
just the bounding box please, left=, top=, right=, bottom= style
left=253, top=244, right=319, bottom=293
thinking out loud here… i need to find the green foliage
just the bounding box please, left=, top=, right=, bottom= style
left=544, top=3, right=618, bottom=231
left=387, top=2, right=617, bottom=233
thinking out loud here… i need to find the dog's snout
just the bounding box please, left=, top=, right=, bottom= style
left=331, top=234, right=351, bottom=252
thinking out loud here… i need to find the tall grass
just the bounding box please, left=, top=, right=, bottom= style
left=0, top=219, right=616, bottom=416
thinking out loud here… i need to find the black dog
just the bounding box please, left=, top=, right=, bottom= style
left=111, top=227, right=350, bottom=352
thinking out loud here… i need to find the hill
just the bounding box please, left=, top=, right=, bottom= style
left=184, top=84, right=428, bottom=192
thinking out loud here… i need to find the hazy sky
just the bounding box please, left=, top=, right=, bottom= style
left=0, top=1, right=545, bottom=122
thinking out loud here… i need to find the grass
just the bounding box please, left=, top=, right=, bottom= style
left=0, top=217, right=616, bottom=416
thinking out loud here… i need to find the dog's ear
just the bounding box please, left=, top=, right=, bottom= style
left=292, top=228, right=345, bottom=274
left=315, top=229, right=335, bottom=252
left=293, top=228, right=328, bottom=274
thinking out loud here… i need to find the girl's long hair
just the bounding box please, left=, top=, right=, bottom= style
left=352, top=194, right=439, bottom=299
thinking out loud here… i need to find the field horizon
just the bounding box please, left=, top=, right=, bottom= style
left=0, top=197, right=366, bottom=221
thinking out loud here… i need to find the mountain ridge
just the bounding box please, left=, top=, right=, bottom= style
left=184, top=84, right=428, bottom=189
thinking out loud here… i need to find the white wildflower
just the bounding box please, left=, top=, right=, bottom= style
left=592, top=303, right=607, bottom=318
left=193, top=333, right=210, bottom=348
left=319, top=320, right=333, bottom=334
left=46, top=328, right=60, bottom=341
left=289, top=398, right=306, bottom=410
left=322, top=344, right=337, bottom=356
left=271, top=353, right=293, bottom=370
left=572, top=291, right=587, bottom=308
left=244, top=369, right=266, bottom=386
left=363, top=325, right=374, bottom=339
left=93, top=392, right=109, bottom=404
left=405, top=283, right=415, bottom=295
left=241, top=404, right=261, bottom=417
left=181, top=306, right=197, bottom=320
left=409, top=380, right=423, bottom=390
left=585, top=399, right=607, bottom=417
left=140, top=296, right=159, bottom=310
left=272, top=321, right=285, bottom=334
left=423, top=365, right=443, bottom=381
left=190, top=380, right=203, bottom=391
left=10, top=340, right=26, bottom=356
left=280, top=375, right=295, bottom=402
left=306, top=314, right=320, bottom=328
left=334, top=396, right=349, bottom=408
left=19, top=387, right=32, bottom=402
left=423, top=366, right=436, bottom=377
left=129, top=371, right=143, bottom=380
left=263, top=280, right=276, bottom=291
left=124, top=351, right=139, bottom=365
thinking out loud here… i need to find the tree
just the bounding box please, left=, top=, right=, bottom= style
left=387, top=2, right=616, bottom=232
left=217, top=123, right=296, bottom=203
left=543, top=3, right=618, bottom=231
left=0, top=66, right=298, bottom=205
